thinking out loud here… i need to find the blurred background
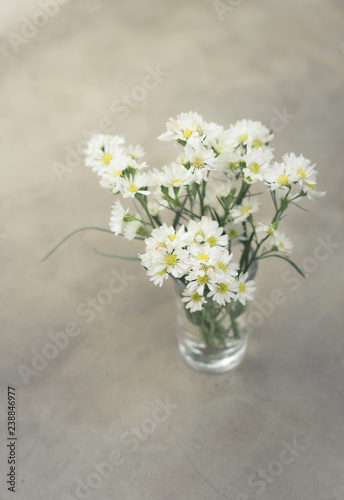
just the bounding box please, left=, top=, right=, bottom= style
left=1, top=1, right=344, bottom=499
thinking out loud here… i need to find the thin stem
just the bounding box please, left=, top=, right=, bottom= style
left=41, top=227, right=114, bottom=262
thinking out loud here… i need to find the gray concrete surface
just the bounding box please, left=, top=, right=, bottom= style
left=1, top=1, right=344, bottom=499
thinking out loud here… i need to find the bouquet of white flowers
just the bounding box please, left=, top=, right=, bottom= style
left=46, top=112, right=325, bottom=371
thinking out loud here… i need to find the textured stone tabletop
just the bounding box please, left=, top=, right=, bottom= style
left=1, top=1, right=344, bottom=499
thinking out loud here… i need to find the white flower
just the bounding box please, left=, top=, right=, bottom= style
left=242, top=148, right=273, bottom=184
left=109, top=200, right=129, bottom=235
left=224, top=221, right=245, bottom=241
left=99, top=152, right=130, bottom=191
left=186, top=268, right=216, bottom=295
left=217, top=180, right=237, bottom=198
left=216, top=147, right=244, bottom=172
left=124, top=144, right=145, bottom=160
left=158, top=162, right=193, bottom=188
left=182, top=286, right=207, bottom=312
left=158, top=111, right=205, bottom=143
left=234, top=273, right=256, bottom=306
left=272, top=231, right=293, bottom=255
left=264, top=161, right=295, bottom=191
left=228, top=119, right=273, bottom=149
left=84, top=134, right=125, bottom=174
left=207, top=279, right=236, bottom=306
left=145, top=224, right=189, bottom=252
left=281, top=153, right=326, bottom=199
left=147, top=200, right=163, bottom=217
left=303, top=183, right=326, bottom=200
left=123, top=214, right=143, bottom=241
left=188, top=216, right=228, bottom=247
left=257, top=223, right=275, bottom=237
left=201, top=122, right=225, bottom=149
left=230, top=198, right=260, bottom=223
left=210, top=247, right=239, bottom=281
left=156, top=248, right=190, bottom=278
left=146, top=263, right=169, bottom=287
left=183, top=137, right=218, bottom=184
left=119, top=173, right=151, bottom=198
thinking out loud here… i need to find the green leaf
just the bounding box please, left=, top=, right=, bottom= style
left=258, top=253, right=305, bottom=278
left=41, top=226, right=114, bottom=262
left=94, top=248, right=141, bottom=261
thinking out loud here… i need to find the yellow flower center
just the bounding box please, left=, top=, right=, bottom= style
left=197, top=253, right=209, bottom=262
left=168, top=234, right=176, bottom=241
left=267, top=227, right=274, bottom=236
left=217, top=283, right=229, bottom=293
left=218, top=262, right=226, bottom=271
left=238, top=134, right=248, bottom=143
left=113, top=170, right=122, bottom=178
left=279, top=242, right=285, bottom=249
left=193, top=157, right=204, bottom=169
left=197, top=275, right=209, bottom=285
left=305, top=182, right=315, bottom=190
left=252, top=139, right=262, bottom=149
left=158, top=267, right=167, bottom=276
left=207, top=236, right=217, bottom=247
left=229, top=162, right=239, bottom=170
left=250, top=163, right=260, bottom=174
left=191, top=292, right=202, bottom=302
left=297, top=169, right=306, bottom=179
left=172, top=179, right=181, bottom=184
left=229, top=229, right=238, bottom=238
left=128, top=183, right=138, bottom=193
left=102, top=154, right=112, bottom=165
left=195, top=229, right=205, bottom=239
left=183, top=129, right=192, bottom=139
left=238, top=283, right=246, bottom=293
left=241, top=206, right=251, bottom=215
left=277, top=174, right=289, bottom=185
left=155, top=242, right=167, bottom=250
left=165, top=254, right=177, bottom=266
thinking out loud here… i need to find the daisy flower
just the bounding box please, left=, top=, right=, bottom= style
left=234, top=273, right=256, bottom=306
left=124, top=144, right=145, bottom=160
left=159, top=162, right=193, bottom=188
left=119, top=173, right=151, bottom=198
left=155, top=248, right=191, bottom=279
left=210, top=247, right=239, bottom=281
left=242, top=148, right=273, bottom=184
left=207, top=279, right=236, bottom=306
left=145, top=224, right=189, bottom=252
left=182, top=286, right=207, bottom=312
left=230, top=198, right=260, bottom=223
left=188, top=216, right=228, bottom=248
left=303, top=183, right=326, bottom=201
left=123, top=214, right=144, bottom=241
left=186, top=268, right=215, bottom=295
left=158, top=111, right=205, bottom=143
left=224, top=221, right=245, bottom=241
left=109, top=200, right=129, bottom=235
left=272, top=231, right=294, bottom=255
left=228, top=119, right=273, bottom=150
left=183, top=137, right=218, bottom=184
left=256, top=223, right=276, bottom=237
left=264, top=161, right=295, bottom=191
left=84, top=134, right=125, bottom=174
left=99, top=152, right=129, bottom=191
left=147, top=200, right=163, bottom=217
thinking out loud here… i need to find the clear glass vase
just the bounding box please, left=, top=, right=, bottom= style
left=174, top=262, right=258, bottom=373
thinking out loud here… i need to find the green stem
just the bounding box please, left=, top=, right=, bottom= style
left=41, top=226, right=114, bottom=262
left=94, top=248, right=141, bottom=261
